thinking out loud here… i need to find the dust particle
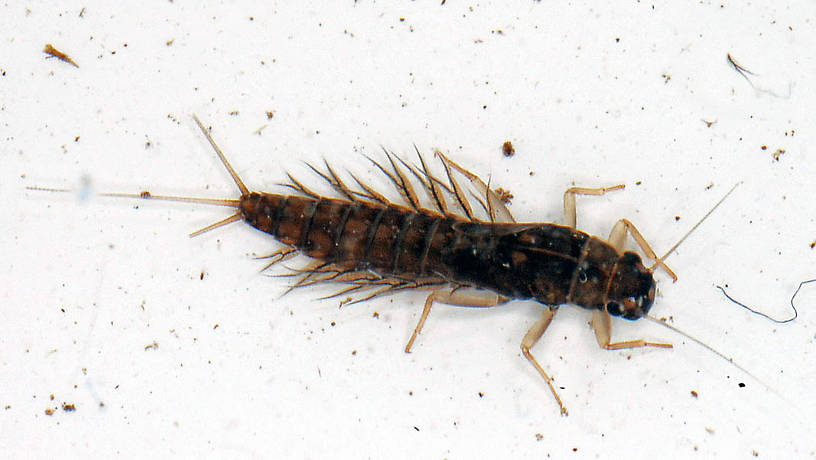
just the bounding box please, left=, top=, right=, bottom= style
left=502, top=141, right=515, bottom=157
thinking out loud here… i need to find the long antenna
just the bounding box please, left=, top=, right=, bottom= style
left=645, top=315, right=788, bottom=404
left=651, top=182, right=741, bottom=270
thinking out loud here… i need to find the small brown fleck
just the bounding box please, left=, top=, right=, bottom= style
left=166, top=39, right=175, bottom=46
left=144, top=341, right=158, bottom=351
left=478, top=392, right=484, bottom=398
left=752, top=450, right=759, bottom=457
left=702, top=119, right=716, bottom=127
left=229, top=110, right=239, bottom=116
left=761, top=145, right=767, bottom=150
left=266, top=110, right=275, bottom=119
left=690, top=390, right=698, bottom=398
left=809, top=241, right=815, bottom=249
left=661, top=73, right=671, bottom=84
left=45, top=408, right=54, bottom=416
left=772, top=149, right=785, bottom=161
left=74, top=135, right=80, bottom=142
left=705, top=182, right=714, bottom=190
left=502, top=141, right=515, bottom=157
left=372, top=312, right=380, bottom=318
left=4, top=405, right=10, bottom=410
left=140, top=191, right=152, bottom=199
left=675, top=216, right=681, bottom=221
left=200, top=271, right=205, bottom=280
left=494, top=187, right=513, bottom=204
left=62, top=403, right=76, bottom=412
left=213, top=324, right=219, bottom=329
left=50, top=394, right=55, bottom=401
left=635, top=181, right=642, bottom=186
left=351, top=349, right=357, bottom=356
left=535, top=433, right=543, bottom=441
left=43, top=44, right=79, bottom=68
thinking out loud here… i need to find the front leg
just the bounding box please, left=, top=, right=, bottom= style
left=608, top=218, right=677, bottom=281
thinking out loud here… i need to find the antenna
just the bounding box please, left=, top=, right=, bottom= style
left=651, top=182, right=741, bottom=272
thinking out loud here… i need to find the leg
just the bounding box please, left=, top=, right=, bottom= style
left=608, top=219, right=677, bottom=281
left=520, top=308, right=568, bottom=416
left=563, top=184, right=625, bottom=228
left=591, top=310, right=672, bottom=350
left=405, top=289, right=509, bottom=353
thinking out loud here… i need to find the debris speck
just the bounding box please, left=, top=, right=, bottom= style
left=62, top=403, right=76, bottom=412
left=43, top=44, right=79, bottom=68
left=535, top=433, right=543, bottom=441
left=690, top=390, right=698, bottom=398
left=494, top=187, right=514, bottom=204
left=772, top=149, right=785, bottom=161
left=144, top=341, right=158, bottom=351
left=502, top=141, right=515, bottom=157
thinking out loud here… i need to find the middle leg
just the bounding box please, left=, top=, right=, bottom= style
left=405, top=288, right=509, bottom=353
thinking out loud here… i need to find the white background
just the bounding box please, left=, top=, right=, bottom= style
left=2, top=1, right=815, bottom=458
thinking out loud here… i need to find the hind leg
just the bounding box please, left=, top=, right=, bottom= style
left=405, top=289, right=509, bottom=353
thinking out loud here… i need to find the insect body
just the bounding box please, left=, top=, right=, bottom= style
left=36, top=116, right=738, bottom=415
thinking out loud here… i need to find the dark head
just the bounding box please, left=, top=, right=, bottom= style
left=604, top=252, right=656, bottom=320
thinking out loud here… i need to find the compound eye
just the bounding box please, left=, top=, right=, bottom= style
left=606, top=301, right=624, bottom=316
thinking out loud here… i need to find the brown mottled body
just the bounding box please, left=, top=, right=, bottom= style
left=50, top=116, right=735, bottom=416
left=239, top=192, right=652, bottom=314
